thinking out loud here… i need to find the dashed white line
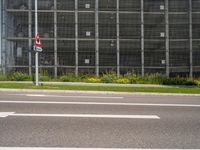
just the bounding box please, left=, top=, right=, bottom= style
left=0, top=112, right=160, bottom=119
left=0, top=112, right=15, bottom=117
left=5, top=94, right=124, bottom=99
left=25, top=94, right=124, bottom=99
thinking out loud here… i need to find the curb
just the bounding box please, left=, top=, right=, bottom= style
left=0, top=88, right=200, bottom=97
left=0, top=81, right=187, bottom=88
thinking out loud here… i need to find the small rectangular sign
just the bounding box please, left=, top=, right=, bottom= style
left=34, top=46, right=43, bottom=52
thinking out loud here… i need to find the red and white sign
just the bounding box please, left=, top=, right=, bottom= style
left=34, top=33, right=43, bottom=47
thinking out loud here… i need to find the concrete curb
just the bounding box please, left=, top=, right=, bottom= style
left=0, top=81, right=186, bottom=88
left=0, top=88, right=200, bottom=97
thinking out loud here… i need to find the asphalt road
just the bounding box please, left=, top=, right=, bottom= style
left=0, top=91, right=200, bottom=149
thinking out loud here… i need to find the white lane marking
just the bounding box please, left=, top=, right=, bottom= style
left=12, top=114, right=160, bottom=119
left=26, top=94, right=46, bottom=97
left=0, top=148, right=197, bottom=150
left=5, top=94, right=124, bottom=99
left=0, top=100, right=200, bottom=107
left=25, top=94, right=124, bottom=99
left=0, top=112, right=160, bottom=119
left=0, top=112, right=15, bottom=117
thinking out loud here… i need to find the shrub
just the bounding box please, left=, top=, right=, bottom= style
left=162, top=77, right=197, bottom=86
left=143, top=74, right=167, bottom=85
left=124, top=72, right=138, bottom=84
left=128, top=73, right=168, bottom=85
left=60, top=75, right=76, bottom=82
left=123, top=72, right=198, bottom=86
left=8, top=72, right=31, bottom=81
left=39, top=75, right=51, bottom=81
left=0, top=74, right=8, bottom=81
left=100, top=73, right=118, bottom=83
left=59, top=73, right=85, bottom=82
left=184, top=79, right=198, bottom=86
left=195, top=80, right=200, bottom=86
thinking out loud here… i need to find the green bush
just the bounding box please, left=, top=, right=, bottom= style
left=0, top=74, right=8, bottom=81
left=8, top=72, right=31, bottom=81
left=141, top=74, right=168, bottom=84
left=123, top=72, right=197, bottom=86
left=195, top=80, right=200, bottom=86
left=124, top=72, right=138, bottom=84
left=162, top=77, right=197, bottom=86
left=39, top=75, right=51, bottom=81
left=184, top=79, right=197, bottom=86
left=59, top=73, right=85, bottom=82
left=2, top=70, right=199, bottom=86
left=100, top=73, right=118, bottom=83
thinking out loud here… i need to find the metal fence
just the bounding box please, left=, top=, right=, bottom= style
left=1, top=0, right=200, bottom=77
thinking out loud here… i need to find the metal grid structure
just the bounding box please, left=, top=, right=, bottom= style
left=1, top=0, right=200, bottom=77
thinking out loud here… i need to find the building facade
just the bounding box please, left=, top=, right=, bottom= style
left=0, top=0, right=200, bottom=77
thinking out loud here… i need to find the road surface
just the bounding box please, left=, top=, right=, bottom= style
left=0, top=91, right=200, bottom=149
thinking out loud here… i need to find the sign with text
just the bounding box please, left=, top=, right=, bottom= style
left=34, top=46, right=43, bottom=52
left=33, top=33, right=43, bottom=52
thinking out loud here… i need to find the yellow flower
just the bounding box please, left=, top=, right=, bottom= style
left=86, top=77, right=101, bottom=83
left=114, top=78, right=130, bottom=84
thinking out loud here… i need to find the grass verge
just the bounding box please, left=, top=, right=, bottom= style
left=0, top=83, right=200, bottom=94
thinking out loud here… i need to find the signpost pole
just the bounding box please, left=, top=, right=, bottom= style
left=35, top=0, right=39, bottom=86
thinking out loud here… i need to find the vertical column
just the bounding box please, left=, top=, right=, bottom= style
left=141, top=0, right=144, bottom=76
left=28, top=0, right=32, bottom=75
left=75, top=0, right=78, bottom=76
left=116, top=0, right=120, bottom=77
left=95, top=0, right=99, bottom=76
left=2, top=0, right=6, bottom=74
left=189, top=0, right=193, bottom=78
left=0, top=0, right=2, bottom=71
left=165, top=0, right=169, bottom=77
left=35, top=0, right=39, bottom=85
left=54, top=0, right=57, bottom=77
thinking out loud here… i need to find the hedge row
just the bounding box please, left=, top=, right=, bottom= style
left=0, top=72, right=199, bottom=86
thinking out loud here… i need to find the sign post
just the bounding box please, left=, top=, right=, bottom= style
left=34, top=0, right=43, bottom=86
left=34, top=33, right=43, bottom=85
left=35, top=0, right=39, bottom=86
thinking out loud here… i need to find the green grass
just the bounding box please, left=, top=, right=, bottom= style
left=0, top=83, right=200, bottom=94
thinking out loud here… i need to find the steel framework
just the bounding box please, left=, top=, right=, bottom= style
left=1, top=0, right=200, bottom=77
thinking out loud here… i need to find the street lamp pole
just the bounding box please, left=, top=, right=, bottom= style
left=35, top=0, right=39, bottom=86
